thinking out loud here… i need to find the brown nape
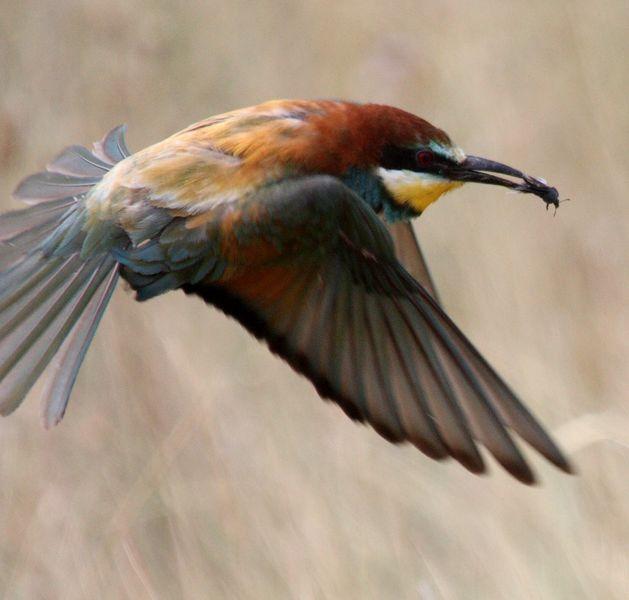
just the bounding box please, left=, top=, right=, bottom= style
left=286, top=102, right=454, bottom=174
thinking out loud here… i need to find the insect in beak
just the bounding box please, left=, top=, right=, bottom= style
left=444, top=155, right=562, bottom=210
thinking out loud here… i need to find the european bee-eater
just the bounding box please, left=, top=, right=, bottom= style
left=1, top=99, right=571, bottom=483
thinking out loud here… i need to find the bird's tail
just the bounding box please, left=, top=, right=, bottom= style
left=0, top=126, right=130, bottom=425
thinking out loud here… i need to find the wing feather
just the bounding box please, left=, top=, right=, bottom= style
left=120, top=174, right=570, bottom=481
left=377, top=301, right=448, bottom=458
left=386, top=221, right=440, bottom=302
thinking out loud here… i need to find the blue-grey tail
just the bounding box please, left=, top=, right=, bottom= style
left=0, top=126, right=130, bottom=425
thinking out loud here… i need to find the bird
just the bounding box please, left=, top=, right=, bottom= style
left=0, top=99, right=572, bottom=484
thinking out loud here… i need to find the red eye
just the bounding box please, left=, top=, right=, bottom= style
left=416, top=150, right=435, bottom=167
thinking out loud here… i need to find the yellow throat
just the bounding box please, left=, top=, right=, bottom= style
left=376, top=168, right=464, bottom=214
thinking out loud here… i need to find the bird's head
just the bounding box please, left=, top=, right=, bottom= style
left=342, top=103, right=561, bottom=218
left=281, top=101, right=559, bottom=218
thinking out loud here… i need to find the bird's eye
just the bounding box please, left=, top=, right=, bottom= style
left=416, top=150, right=436, bottom=168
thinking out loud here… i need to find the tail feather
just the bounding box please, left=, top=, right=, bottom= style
left=0, top=255, right=82, bottom=335
left=41, top=265, right=119, bottom=427
left=0, top=200, right=79, bottom=271
left=0, top=126, right=130, bottom=421
left=0, top=254, right=47, bottom=294
left=0, top=256, right=118, bottom=417
left=47, top=144, right=112, bottom=177
left=0, top=197, right=76, bottom=240
left=13, top=172, right=101, bottom=204
left=92, top=125, right=130, bottom=165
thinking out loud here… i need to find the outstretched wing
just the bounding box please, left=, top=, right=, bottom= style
left=119, top=174, right=569, bottom=483
left=386, top=221, right=441, bottom=303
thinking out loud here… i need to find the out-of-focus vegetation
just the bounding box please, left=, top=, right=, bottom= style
left=0, top=1, right=627, bottom=598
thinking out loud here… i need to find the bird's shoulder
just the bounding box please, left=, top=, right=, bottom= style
left=101, top=100, right=322, bottom=218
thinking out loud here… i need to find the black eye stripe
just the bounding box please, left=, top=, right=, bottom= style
left=380, top=145, right=418, bottom=171
left=380, top=145, right=451, bottom=172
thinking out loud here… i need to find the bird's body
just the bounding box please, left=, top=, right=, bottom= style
left=1, top=99, right=570, bottom=483
left=87, top=100, right=460, bottom=237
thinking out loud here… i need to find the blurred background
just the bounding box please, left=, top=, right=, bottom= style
left=0, top=1, right=627, bottom=598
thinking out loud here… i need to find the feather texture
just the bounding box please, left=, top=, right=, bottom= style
left=168, top=176, right=572, bottom=482
left=0, top=127, right=130, bottom=419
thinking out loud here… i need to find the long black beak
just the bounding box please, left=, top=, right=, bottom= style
left=446, top=155, right=560, bottom=208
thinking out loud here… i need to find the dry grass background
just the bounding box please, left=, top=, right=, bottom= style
left=0, top=1, right=628, bottom=598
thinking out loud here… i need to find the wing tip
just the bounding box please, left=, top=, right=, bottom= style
left=550, top=452, right=576, bottom=476
left=41, top=411, right=64, bottom=429
left=503, top=454, right=576, bottom=486
left=504, top=461, right=538, bottom=486
left=529, top=433, right=576, bottom=476
left=451, top=448, right=486, bottom=475
left=495, top=445, right=576, bottom=485
left=409, top=439, right=450, bottom=461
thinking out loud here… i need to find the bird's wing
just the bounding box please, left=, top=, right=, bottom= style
left=117, top=174, right=571, bottom=483
left=385, top=221, right=441, bottom=304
